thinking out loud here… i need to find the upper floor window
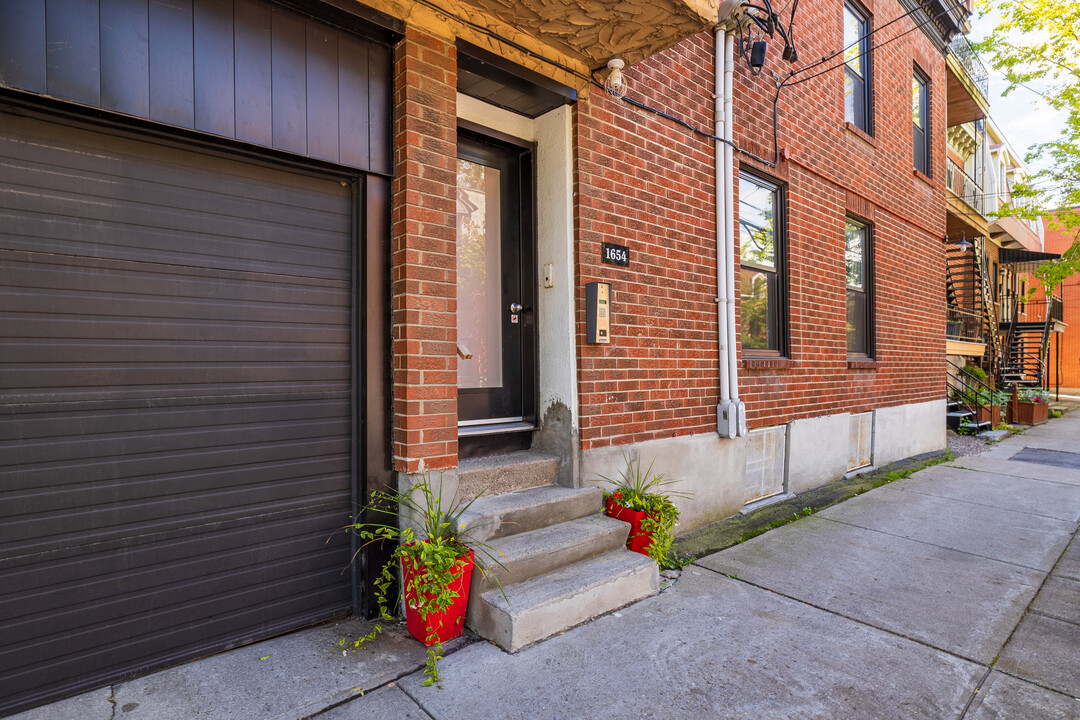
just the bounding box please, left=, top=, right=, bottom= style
left=845, top=218, right=872, bottom=356
left=912, top=68, right=930, bottom=175
left=739, top=172, right=786, bottom=355
left=844, top=2, right=871, bottom=133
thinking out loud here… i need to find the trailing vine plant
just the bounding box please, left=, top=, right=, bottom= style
left=334, top=475, right=505, bottom=688
left=599, top=454, right=691, bottom=570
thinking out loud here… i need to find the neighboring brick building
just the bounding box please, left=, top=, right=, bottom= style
left=0, top=0, right=971, bottom=712
left=1043, top=213, right=1080, bottom=390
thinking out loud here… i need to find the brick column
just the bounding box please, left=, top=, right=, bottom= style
left=392, top=27, right=458, bottom=472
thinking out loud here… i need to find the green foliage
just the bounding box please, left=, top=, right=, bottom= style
left=1018, top=387, right=1051, bottom=403
left=736, top=507, right=813, bottom=544
left=973, top=0, right=1080, bottom=295
left=599, top=455, right=691, bottom=570
left=337, top=475, right=505, bottom=688
left=960, top=365, right=988, bottom=384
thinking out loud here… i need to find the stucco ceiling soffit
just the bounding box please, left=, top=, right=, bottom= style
left=451, top=0, right=718, bottom=67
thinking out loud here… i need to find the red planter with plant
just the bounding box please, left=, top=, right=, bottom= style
left=1009, top=388, right=1051, bottom=426
left=976, top=404, right=1001, bottom=425
left=605, top=496, right=654, bottom=555
left=1011, top=401, right=1049, bottom=426
left=401, top=549, right=475, bottom=646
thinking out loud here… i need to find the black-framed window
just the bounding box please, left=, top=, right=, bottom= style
left=739, top=172, right=786, bottom=355
left=912, top=68, right=930, bottom=175
left=845, top=217, right=872, bottom=356
left=843, top=2, right=871, bottom=133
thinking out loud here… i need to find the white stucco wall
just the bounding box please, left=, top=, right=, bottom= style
left=873, top=399, right=947, bottom=466
left=785, top=413, right=852, bottom=494
left=581, top=434, right=746, bottom=535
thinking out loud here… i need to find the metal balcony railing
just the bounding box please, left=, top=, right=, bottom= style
left=949, top=35, right=990, bottom=99
left=947, top=305, right=984, bottom=343
left=1001, top=295, right=1064, bottom=326
left=946, top=158, right=985, bottom=215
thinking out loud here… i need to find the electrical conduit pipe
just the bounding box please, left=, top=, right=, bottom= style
left=715, top=25, right=747, bottom=438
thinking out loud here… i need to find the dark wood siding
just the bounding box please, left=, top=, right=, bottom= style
left=0, top=112, right=357, bottom=715
left=0, top=0, right=392, bottom=175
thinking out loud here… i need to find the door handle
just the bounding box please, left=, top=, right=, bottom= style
left=509, top=303, right=523, bottom=314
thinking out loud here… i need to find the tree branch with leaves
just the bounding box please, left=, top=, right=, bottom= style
left=973, top=0, right=1080, bottom=292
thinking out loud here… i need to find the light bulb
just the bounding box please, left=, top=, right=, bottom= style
left=604, top=57, right=626, bottom=97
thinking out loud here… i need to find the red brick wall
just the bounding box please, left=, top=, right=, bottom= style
left=574, top=0, right=947, bottom=448
left=1043, top=217, right=1080, bottom=388
left=391, top=27, right=458, bottom=472
left=575, top=33, right=720, bottom=451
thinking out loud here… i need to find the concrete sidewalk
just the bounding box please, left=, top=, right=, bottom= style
left=13, top=414, right=1080, bottom=720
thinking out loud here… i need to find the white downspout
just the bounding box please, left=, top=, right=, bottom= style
left=725, top=31, right=747, bottom=437
left=715, top=25, right=734, bottom=438
left=716, top=27, right=747, bottom=438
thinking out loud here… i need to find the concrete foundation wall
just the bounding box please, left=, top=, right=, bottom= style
left=786, top=413, right=852, bottom=494
left=873, top=399, right=947, bottom=466
left=581, top=433, right=746, bottom=535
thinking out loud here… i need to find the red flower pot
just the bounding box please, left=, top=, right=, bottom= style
left=605, top=498, right=655, bottom=556
left=401, top=548, right=474, bottom=646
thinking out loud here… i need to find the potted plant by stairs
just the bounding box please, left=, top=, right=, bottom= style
left=338, top=476, right=504, bottom=687
left=1010, top=387, right=1050, bottom=426
left=599, top=455, right=690, bottom=570
left=965, top=386, right=1010, bottom=425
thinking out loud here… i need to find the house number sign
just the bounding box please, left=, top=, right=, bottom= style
left=601, top=242, right=630, bottom=267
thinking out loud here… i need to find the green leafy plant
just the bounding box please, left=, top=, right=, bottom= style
left=336, top=475, right=504, bottom=688
left=960, top=365, right=988, bottom=384
left=1018, top=387, right=1050, bottom=404
left=598, top=455, right=691, bottom=570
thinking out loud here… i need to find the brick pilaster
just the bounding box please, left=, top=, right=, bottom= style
left=392, top=27, right=458, bottom=472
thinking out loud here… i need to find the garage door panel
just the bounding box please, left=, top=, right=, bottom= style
left=1, top=442, right=350, bottom=511
left=1, top=505, right=348, bottom=591
left=7, top=586, right=350, bottom=710
left=1, top=251, right=351, bottom=308
left=5, top=364, right=351, bottom=401
left=1, top=117, right=357, bottom=217
left=1, top=397, right=351, bottom=442
left=2, top=524, right=348, bottom=626
left=0, top=113, right=359, bottom=714
left=4, top=538, right=349, bottom=649
left=0, top=167, right=353, bottom=243
left=0, top=214, right=352, bottom=280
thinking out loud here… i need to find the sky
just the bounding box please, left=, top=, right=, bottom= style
left=966, top=11, right=1068, bottom=176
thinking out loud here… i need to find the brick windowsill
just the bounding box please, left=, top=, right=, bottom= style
left=844, top=122, right=878, bottom=148
left=848, top=359, right=879, bottom=370
left=743, top=357, right=794, bottom=370
left=913, top=168, right=934, bottom=187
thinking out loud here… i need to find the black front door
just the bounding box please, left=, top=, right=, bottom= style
left=456, top=129, right=536, bottom=431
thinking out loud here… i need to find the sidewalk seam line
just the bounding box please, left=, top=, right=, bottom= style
left=692, top=562, right=994, bottom=668
left=956, top=667, right=992, bottom=720
left=889, top=483, right=1078, bottom=523
left=812, top=514, right=1066, bottom=575
left=398, top=682, right=439, bottom=720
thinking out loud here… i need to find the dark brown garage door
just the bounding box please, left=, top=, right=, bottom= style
left=0, top=112, right=358, bottom=713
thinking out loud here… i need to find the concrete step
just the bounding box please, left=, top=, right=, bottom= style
left=468, top=550, right=659, bottom=652
left=456, top=451, right=560, bottom=502
left=468, top=514, right=630, bottom=599
left=460, top=484, right=603, bottom=542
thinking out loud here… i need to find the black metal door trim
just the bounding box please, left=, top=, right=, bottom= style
left=456, top=126, right=538, bottom=430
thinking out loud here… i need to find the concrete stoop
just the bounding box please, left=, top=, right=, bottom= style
left=462, top=483, right=659, bottom=652
left=456, top=451, right=561, bottom=502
